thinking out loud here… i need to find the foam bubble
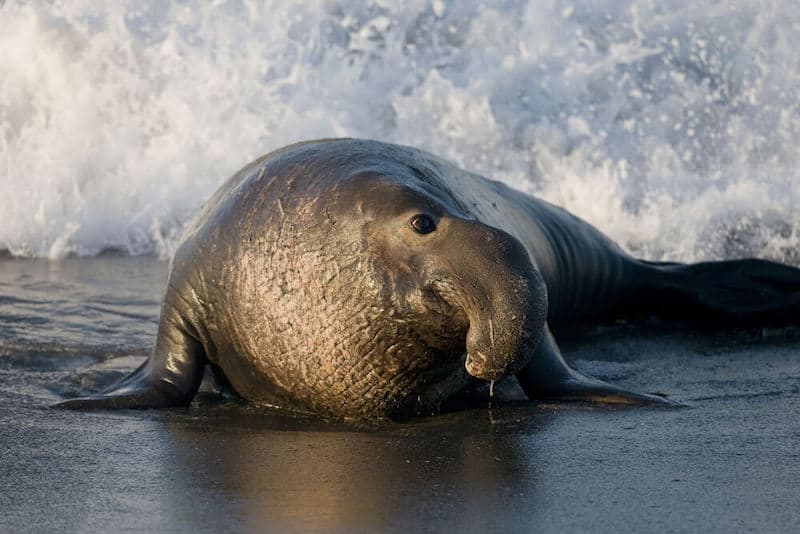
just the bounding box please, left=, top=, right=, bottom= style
left=1, top=0, right=798, bottom=263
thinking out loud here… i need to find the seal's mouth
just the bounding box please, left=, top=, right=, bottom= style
left=411, top=281, right=470, bottom=348
left=421, top=283, right=460, bottom=318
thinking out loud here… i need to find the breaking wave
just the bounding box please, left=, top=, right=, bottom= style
left=1, top=0, right=798, bottom=262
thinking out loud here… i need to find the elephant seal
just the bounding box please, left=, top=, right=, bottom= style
left=57, top=139, right=800, bottom=419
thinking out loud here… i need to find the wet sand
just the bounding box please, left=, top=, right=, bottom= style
left=1, top=257, right=800, bottom=532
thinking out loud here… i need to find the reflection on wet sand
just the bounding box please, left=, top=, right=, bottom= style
left=160, top=404, right=551, bottom=532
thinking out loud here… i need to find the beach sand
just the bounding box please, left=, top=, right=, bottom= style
left=1, top=256, right=799, bottom=532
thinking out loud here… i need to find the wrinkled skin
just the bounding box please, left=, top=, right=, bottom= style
left=58, top=139, right=800, bottom=419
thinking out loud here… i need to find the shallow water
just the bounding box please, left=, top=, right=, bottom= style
left=2, top=256, right=800, bottom=532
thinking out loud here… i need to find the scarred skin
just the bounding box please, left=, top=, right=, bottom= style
left=57, top=139, right=800, bottom=419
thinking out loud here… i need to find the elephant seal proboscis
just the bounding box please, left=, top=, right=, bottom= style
left=57, top=139, right=800, bottom=419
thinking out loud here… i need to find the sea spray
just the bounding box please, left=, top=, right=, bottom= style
left=1, top=0, right=798, bottom=262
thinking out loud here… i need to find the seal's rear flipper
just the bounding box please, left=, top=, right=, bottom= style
left=516, top=325, right=679, bottom=406
left=639, top=258, right=800, bottom=325
left=54, top=318, right=206, bottom=410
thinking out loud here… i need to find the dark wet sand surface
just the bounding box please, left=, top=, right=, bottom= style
left=1, top=257, right=800, bottom=533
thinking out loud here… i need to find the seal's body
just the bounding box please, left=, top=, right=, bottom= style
left=58, top=139, right=800, bottom=419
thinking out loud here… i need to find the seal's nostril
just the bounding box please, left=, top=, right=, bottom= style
left=465, top=351, right=509, bottom=382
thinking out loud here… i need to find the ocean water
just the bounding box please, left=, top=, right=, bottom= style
left=1, top=0, right=799, bottom=262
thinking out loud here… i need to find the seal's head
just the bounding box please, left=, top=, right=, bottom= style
left=338, top=168, right=548, bottom=388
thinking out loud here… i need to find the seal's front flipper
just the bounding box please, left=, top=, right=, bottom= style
left=516, top=325, right=678, bottom=406
left=55, top=317, right=206, bottom=410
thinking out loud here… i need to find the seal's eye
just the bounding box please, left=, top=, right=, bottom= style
left=410, top=214, right=436, bottom=234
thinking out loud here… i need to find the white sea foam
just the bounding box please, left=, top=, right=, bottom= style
left=1, top=0, right=798, bottom=262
